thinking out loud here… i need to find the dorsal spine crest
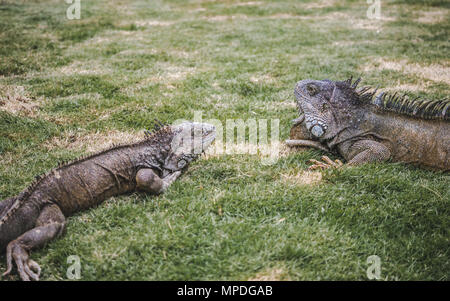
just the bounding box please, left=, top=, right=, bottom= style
left=343, top=77, right=449, bottom=120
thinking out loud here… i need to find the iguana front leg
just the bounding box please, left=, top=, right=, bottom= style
left=136, top=168, right=181, bottom=194
left=2, top=204, right=66, bottom=281
left=308, top=140, right=391, bottom=169
left=346, top=140, right=391, bottom=165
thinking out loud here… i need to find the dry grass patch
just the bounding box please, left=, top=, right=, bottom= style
left=196, top=9, right=388, bottom=28
left=55, top=92, right=103, bottom=102
left=348, top=15, right=395, bottom=32
left=0, top=85, right=39, bottom=117
left=36, top=93, right=103, bottom=124
left=252, top=99, right=296, bottom=111
left=53, top=60, right=112, bottom=76
left=281, top=170, right=323, bottom=186
left=203, top=93, right=236, bottom=109
left=384, top=83, right=430, bottom=93
left=165, top=65, right=197, bottom=81
left=92, top=246, right=127, bottom=261
left=332, top=40, right=378, bottom=47
left=0, top=152, right=16, bottom=166
left=190, top=7, right=207, bottom=13
left=134, top=20, right=175, bottom=27
left=44, top=129, right=141, bottom=153
left=266, top=13, right=313, bottom=20
left=302, top=0, right=338, bottom=10
left=80, top=33, right=118, bottom=46
left=248, top=266, right=290, bottom=281
left=266, top=12, right=348, bottom=22
left=249, top=74, right=276, bottom=84
left=363, top=58, right=450, bottom=85
left=264, top=11, right=391, bottom=31
left=169, top=49, right=197, bottom=59
left=417, top=10, right=448, bottom=24
left=203, top=14, right=249, bottom=22
left=122, top=64, right=197, bottom=94
left=278, top=143, right=298, bottom=157
left=234, top=1, right=262, bottom=7
left=203, top=141, right=282, bottom=163
left=77, top=29, right=147, bottom=49
left=119, top=48, right=196, bottom=60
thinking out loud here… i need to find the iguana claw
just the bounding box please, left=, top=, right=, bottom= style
left=308, top=156, right=343, bottom=170
left=2, top=242, right=41, bottom=281
left=161, top=171, right=182, bottom=192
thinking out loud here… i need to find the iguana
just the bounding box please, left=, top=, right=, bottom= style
left=286, top=77, right=449, bottom=171
left=0, top=121, right=216, bottom=281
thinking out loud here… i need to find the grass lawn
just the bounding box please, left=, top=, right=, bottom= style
left=0, top=0, right=449, bottom=280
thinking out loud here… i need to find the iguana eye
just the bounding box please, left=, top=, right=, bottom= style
left=321, top=103, right=328, bottom=112
left=177, top=159, right=187, bottom=168
left=306, top=84, right=319, bottom=96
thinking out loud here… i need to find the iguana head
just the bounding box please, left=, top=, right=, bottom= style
left=294, top=78, right=364, bottom=140
left=160, top=122, right=216, bottom=177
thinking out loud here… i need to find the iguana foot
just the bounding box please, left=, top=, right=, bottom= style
left=2, top=241, right=41, bottom=281
left=161, top=171, right=182, bottom=192
left=308, top=156, right=343, bottom=170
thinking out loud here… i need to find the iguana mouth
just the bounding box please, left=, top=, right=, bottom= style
left=161, top=123, right=216, bottom=178
left=162, top=131, right=216, bottom=178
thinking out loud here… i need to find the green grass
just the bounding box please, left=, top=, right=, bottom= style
left=0, top=0, right=449, bottom=280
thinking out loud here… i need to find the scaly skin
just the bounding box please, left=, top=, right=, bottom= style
left=288, top=78, right=449, bottom=171
left=0, top=121, right=216, bottom=281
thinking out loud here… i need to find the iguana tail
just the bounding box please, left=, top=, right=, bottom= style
left=0, top=193, right=27, bottom=227
left=0, top=171, right=50, bottom=231
left=0, top=195, right=20, bottom=224
left=0, top=192, right=33, bottom=251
